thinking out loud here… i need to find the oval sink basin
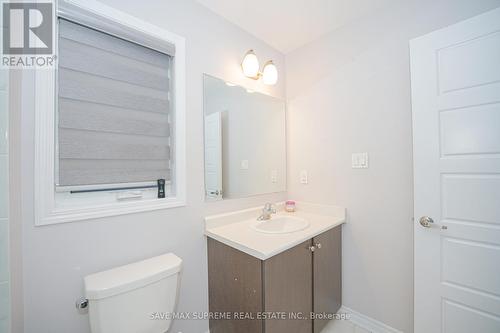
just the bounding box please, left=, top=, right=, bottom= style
left=251, top=216, right=310, bottom=234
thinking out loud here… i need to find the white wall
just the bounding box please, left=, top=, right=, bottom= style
left=204, top=76, right=286, bottom=199
left=8, top=70, right=23, bottom=333
left=16, top=1, right=286, bottom=332
left=285, top=0, right=500, bottom=332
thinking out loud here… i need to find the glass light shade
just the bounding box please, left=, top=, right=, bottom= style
left=262, top=61, right=278, bottom=85
left=241, top=50, right=260, bottom=78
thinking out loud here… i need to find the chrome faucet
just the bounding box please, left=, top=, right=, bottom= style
left=257, top=203, right=276, bottom=221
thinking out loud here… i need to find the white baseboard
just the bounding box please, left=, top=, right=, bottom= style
left=339, top=306, right=403, bottom=333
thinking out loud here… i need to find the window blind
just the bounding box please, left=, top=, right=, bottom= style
left=57, top=19, right=172, bottom=189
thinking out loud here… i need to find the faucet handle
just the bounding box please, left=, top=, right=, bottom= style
left=257, top=203, right=276, bottom=221
left=264, top=202, right=276, bottom=213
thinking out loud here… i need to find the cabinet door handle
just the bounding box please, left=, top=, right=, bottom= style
left=308, top=245, right=316, bottom=252
left=315, top=242, right=322, bottom=249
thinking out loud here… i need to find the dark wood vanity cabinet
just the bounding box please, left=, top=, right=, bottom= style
left=207, top=225, right=342, bottom=333
left=312, top=226, right=342, bottom=333
left=263, top=239, right=313, bottom=333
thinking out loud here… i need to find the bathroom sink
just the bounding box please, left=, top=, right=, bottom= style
left=251, top=216, right=310, bottom=234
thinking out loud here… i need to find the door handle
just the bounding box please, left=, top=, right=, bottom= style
left=419, top=216, right=447, bottom=230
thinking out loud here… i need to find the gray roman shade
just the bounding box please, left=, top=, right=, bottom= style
left=57, top=19, right=172, bottom=189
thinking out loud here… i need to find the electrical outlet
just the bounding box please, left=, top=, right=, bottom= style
left=240, top=159, right=249, bottom=170
left=271, top=170, right=278, bottom=183
left=300, top=170, right=308, bottom=184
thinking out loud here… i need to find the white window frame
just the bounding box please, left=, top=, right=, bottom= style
left=34, top=0, right=186, bottom=226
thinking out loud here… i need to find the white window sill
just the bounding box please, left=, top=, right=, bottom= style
left=38, top=198, right=186, bottom=226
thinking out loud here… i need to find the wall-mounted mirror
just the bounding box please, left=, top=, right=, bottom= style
left=203, top=74, right=286, bottom=201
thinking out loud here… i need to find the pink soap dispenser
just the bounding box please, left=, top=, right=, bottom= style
left=285, top=200, right=296, bottom=212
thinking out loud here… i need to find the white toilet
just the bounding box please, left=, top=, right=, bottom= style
left=84, top=253, right=182, bottom=333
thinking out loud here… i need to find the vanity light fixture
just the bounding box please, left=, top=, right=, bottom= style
left=241, top=50, right=260, bottom=79
left=262, top=60, right=278, bottom=85
left=241, top=50, right=278, bottom=85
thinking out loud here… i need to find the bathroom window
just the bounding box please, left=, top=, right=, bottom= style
left=56, top=19, right=173, bottom=193
left=33, top=0, right=186, bottom=225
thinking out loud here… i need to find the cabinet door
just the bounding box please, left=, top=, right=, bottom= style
left=313, top=226, right=342, bottom=333
left=208, top=238, right=263, bottom=333
left=263, top=240, right=313, bottom=333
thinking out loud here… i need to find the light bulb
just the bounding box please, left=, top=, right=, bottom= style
left=262, top=61, right=278, bottom=85
left=241, top=50, right=260, bottom=79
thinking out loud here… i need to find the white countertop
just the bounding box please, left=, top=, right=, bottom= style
left=204, top=202, right=345, bottom=260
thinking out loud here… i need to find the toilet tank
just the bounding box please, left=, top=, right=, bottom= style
left=84, top=253, right=182, bottom=333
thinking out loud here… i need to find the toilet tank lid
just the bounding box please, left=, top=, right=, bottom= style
left=84, top=253, right=182, bottom=300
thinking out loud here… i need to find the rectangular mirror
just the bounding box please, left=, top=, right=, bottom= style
left=203, top=74, right=286, bottom=200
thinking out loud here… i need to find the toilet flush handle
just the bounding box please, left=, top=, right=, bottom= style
left=76, top=297, right=89, bottom=311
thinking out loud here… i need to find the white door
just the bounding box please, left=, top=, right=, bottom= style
left=204, top=112, right=223, bottom=199
left=411, top=7, right=500, bottom=333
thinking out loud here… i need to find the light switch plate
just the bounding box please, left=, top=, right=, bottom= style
left=300, top=170, right=308, bottom=184
left=352, top=153, right=369, bottom=168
